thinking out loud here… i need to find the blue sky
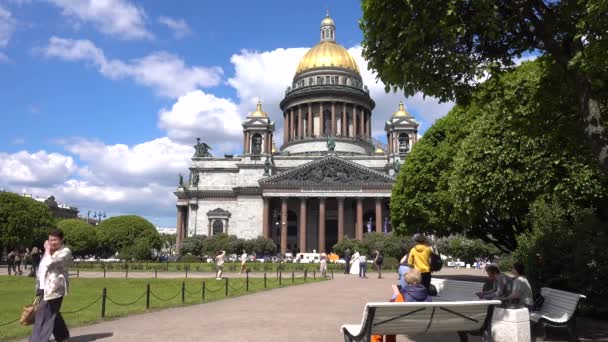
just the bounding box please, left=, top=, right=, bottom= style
left=0, top=0, right=455, bottom=227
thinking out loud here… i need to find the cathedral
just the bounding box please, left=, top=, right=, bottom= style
left=175, top=14, right=419, bottom=255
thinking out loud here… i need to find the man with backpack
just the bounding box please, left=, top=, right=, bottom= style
left=373, top=250, right=384, bottom=278
left=407, top=235, right=442, bottom=292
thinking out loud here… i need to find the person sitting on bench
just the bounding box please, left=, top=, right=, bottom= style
left=476, top=264, right=512, bottom=300
left=371, top=269, right=432, bottom=342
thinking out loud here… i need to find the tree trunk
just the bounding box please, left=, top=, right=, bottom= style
left=575, top=75, right=608, bottom=175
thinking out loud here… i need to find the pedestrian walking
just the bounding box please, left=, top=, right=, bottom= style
left=30, top=229, right=72, bottom=342
left=239, top=250, right=248, bottom=274
left=359, top=254, right=367, bottom=278
left=30, top=247, right=41, bottom=277
left=7, top=249, right=17, bottom=275
left=319, top=253, right=327, bottom=277
left=215, top=250, right=225, bottom=280
left=15, top=251, right=22, bottom=275
left=343, top=248, right=351, bottom=274
left=374, top=250, right=384, bottom=278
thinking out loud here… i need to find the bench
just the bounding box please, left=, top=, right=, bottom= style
left=530, top=287, right=586, bottom=342
left=341, top=300, right=501, bottom=342
left=431, top=278, right=485, bottom=301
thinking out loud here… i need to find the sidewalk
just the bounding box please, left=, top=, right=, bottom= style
left=11, top=268, right=607, bottom=341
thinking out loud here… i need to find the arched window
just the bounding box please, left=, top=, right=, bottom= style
left=212, top=220, right=223, bottom=235
left=252, top=133, right=262, bottom=155
left=398, top=133, right=410, bottom=153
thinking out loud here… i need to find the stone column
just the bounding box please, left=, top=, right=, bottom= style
left=353, top=105, right=357, bottom=138
left=281, top=198, right=288, bottom=255
left=308, top=103, right=313, bottom=137
left=375, top=198, right=383, bottom=233
left=318, top=197, right=326, bottom=253
left=244, top=132, right=250, bottom=154
left=356, top=198, right=363, bottom=240
left=284, top=112, right=288, bottom=145
left=337, top=197, right=344, bottom=242
left=290, top=108, right=295, bottom=141
left=243, top=132, right=247, bottom=154
left=331, top=102, right=336, bottom=135
left=175, top=205, right=184, bottom=254
left=298, top=105, right=303, bottom=139
left=263, top=197, right=270, bottom=238
left=342, top=103, right=347, bottom=137
left=320, top=102, right=324, bottom=137
left=360, top=108, right=365, bottom=139
left=387, top=133, right=392, bottom=154
left=299, top=198, right=307, bottom=253
left=367, top=111, right=372, bottom=138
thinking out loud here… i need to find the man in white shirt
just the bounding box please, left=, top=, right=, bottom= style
left=30, top=229, right=72, bottom=342
left=239, top=250, right=248, bottom=274
left=359, top=254, right=367, bottom=278
left=215, top=250, right=225, bottom=280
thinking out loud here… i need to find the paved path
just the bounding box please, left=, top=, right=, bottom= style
left=11, top=268, right=607, bottom=342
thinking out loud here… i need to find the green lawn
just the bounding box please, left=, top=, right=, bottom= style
left=71, top=261, right=350, bottom=273
left=0, top=274, right=325, bottom=341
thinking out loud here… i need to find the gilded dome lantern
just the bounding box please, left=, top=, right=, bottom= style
left=279, top=12, right=375, bottom=156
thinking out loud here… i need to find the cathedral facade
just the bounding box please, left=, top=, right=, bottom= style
left=175, top=14, right=419, bottom=255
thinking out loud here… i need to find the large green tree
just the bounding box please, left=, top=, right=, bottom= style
left=449, top=60, right=607, bottom=251
left=391, top=59, right=607, bottom=252
left=0, top=192, right=55, bottom=249
left=361, top=0, right=608, bottom=174
left=97, top=215, right=161, bottom=256
left=390, top=105, right=478, bottom=236
left=57, top=219, right=98, bottom=256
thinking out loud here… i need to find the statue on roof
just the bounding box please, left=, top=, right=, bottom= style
left=193, top=138, right=212, bottom=158
left=326, top=136, right=336, bottom=153
left=178, top=173, right=184, bottom=187
left=263, top=155, right=272, bottom=176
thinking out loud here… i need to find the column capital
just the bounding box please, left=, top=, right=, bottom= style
left=375, top=197, right=383, bottom=204
left=281, top=197, right=289, bottom=203
left=300, top=198, right=307, bottom=204
left=337, top=196, right=345, bottom=203
left=318, top=197, right=327, bottom=202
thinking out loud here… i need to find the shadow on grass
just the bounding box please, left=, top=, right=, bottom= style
left=67, top=332, right=114, bottom=341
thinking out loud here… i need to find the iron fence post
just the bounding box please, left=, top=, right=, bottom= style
left=101, top=288, right=107, bottom=318
left=225, top=278, right=229, bottom=297
left=264, top=272, right=267, bottom=288
left=246, top=273, right=249, bottom=292
left=146, top=284, right=150, bottom=309
left=202, top=281, right=205, bottom=301
left=292, top=271, right=294, bottom=284
left=181, top=282, right=185, bottom=304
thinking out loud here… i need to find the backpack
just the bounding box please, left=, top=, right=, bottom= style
left=430, top=252, right=443, bottom=272
left=375, top=253, right=384, bottom=265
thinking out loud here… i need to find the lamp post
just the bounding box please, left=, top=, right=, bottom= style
left=93, top=211, right=106, bottom=225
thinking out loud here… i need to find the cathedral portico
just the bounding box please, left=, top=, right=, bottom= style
left=174, top=13, right=420, bottom=255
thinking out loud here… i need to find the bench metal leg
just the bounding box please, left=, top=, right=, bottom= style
left=457, top=332, right=468, bottom=342
left=567, top=319, right=577, bottom=342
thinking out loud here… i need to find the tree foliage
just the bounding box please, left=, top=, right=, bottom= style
left=391, top=59, right=608, bottom=252
left=97, top=215, right=161, bottom=257
left=514, top=198, right=608, bottom=316
left=361, top=0, right=608, bottom=174
left=180, top=235, right=206, bottom=256
left=57, top=219, right=98, bottom=256
left=436, top=235, right=500, bottom=264
left=0, top=192, right=55, bottom=249
left=332, top=233, right=414, bottom=259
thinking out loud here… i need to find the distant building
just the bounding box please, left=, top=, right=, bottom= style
left=24, top=193, right=79, bottom=219
left=157, top=227, right=176, bottom=235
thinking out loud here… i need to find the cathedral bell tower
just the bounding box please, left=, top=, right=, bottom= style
left=242, top=101, right=275, bottom=159
left=385, top=101, right=419, bottom=175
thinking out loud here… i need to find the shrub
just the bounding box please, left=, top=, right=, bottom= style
left=180, top=254, right=198, bottom=263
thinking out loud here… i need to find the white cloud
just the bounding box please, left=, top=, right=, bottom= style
left=158, top=90, right=243, bottom=154
left=42, top=37, right=223, bottom=98
left=0, top=150, right=77, bottom=186
left=0, top=5, right=15, bottom=48
left=46, top=0, right=152, bottom=40
left=0, top=51, right=10, bottom=63
left=158, top=16, right=191, bottom=39
left=64, top=137, right=192, bottom=187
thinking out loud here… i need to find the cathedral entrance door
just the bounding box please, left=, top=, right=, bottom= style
left=325, top=219, right=338, bottom=252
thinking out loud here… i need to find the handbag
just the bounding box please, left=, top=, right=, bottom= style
left=20, top=295, right=41, bottom=326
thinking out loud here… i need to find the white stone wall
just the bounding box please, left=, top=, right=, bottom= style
left=190, top=196, right=263, bottom=239
left=282, top=140, right=368, bottom=155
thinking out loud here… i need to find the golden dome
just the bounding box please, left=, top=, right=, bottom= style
left=295, top=41, right=359, bottom=75
left=393, top=101, right=411, bottom=117
left=321, top=15, right=334, bottom=27
left=375, top=146, right=385, bottom=154
left=250, top=101, right=267, bottom=117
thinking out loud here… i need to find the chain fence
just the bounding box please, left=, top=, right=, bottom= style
left=1, top=272, right=330, bottom=329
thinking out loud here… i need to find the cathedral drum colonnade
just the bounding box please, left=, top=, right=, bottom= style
left=174, top=13, right=419, bottom=255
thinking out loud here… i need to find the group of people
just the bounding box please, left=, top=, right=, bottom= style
left=6, top=247, right=42, bottom=276
left=342, top=249, right=384, bottom=279
left=477, top=262, right=534, bottom=310
left=212, top=249, right=249, bottom=280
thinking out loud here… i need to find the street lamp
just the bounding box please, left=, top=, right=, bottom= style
left=93, top=211, right=106, bottom=225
